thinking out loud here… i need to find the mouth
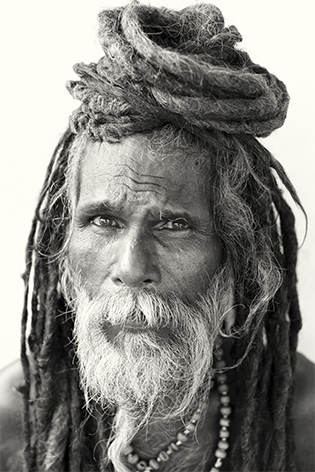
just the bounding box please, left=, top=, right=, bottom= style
left=123, top=322, right=149, bottom=331
left=104, top=322, right=148, bottom=341
left=104, top=321, right=171, bottom=342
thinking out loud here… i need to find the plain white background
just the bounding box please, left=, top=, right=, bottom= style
left=0, top=0, right=314, bottom=369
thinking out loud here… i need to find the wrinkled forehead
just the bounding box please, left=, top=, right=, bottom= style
left=79, top=132, right=211, bottom=194
left=66, top=128, right=214, bottom=214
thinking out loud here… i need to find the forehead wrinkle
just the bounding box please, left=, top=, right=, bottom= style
left=121, top=182, right=162, bottom=195
left=113, top=160, right=170, bottom=189
left=115, top=173, right=164, bottom=189
left=117, top=162, right=166, bottom=181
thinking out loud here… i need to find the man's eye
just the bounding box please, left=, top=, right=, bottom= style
left=159, top=219, right=191, bottom=231
left=90, top=216, right=120, bottom=228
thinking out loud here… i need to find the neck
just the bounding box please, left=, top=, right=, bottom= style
left=132, top=389, right=220, bottom=472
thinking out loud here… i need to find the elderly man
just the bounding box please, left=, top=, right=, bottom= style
left=0, top=2, right=314, bottom=471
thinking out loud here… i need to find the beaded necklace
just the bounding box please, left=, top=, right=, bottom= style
left=122, top=347, right=231, bottom=472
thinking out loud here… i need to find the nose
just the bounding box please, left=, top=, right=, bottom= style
left=111, top=231, right=161, bottom=288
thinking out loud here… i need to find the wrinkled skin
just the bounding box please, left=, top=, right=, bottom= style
left=68, top=135, right=222, bottom=302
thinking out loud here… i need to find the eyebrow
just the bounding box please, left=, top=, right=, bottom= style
left=76, top=201, right=117, bottom=216
left=158, top=209, right=191, bottom=221
left=75, top=200, right=194, bottom=221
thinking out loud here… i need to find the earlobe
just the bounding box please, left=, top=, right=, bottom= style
left=224, top=305, right=236, bottom=335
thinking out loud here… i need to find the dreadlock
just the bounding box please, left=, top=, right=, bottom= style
left=21, top=2, right=303, bottom=471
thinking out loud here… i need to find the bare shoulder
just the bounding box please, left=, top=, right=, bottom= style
left=0, top=359, right=25, bottom=471
left=292, top=352, right=315, bottom=472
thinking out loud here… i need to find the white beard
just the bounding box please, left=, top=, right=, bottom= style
left=62, top=264, right=233, bottom=472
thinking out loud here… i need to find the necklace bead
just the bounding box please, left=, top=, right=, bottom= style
left=216, top=360, right=226, bottom=369
left=184, top=422, right=196, bottom=433
left=122, top=351, right=231, bottom=472
left=136, top=461, right=148, bottom=470
left=217, top=373, right=228, bottom=383
left=220, top=395, right=230, bottom=405
left=218, top=440, right=229, bottom=450
left=123, top=444, right=133, bottom=455
left=158, top=451, right=169, bottom=462
left=127, top=453, right=140, bottom=464
left=214, top=458, right=223, bottom=468
left=218, top=384, right=229, bottom=394
left=215, top=449, right=227, bottom=459
left=219, top=417, right=230, bottom=427
left=220, top=406, right=232, bottom=416
left=170, top=442, right=179, bottom=452
left=148, top=458, right=159, bottom=470
left=177, top=432, right=188, bottom=442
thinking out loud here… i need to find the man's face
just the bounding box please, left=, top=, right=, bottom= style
left=68, top=134, right=222, bottom=302
left=65, top=134, right=231, bottom=445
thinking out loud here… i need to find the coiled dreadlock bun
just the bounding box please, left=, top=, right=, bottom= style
left=66, top=1, right=289, bottom=142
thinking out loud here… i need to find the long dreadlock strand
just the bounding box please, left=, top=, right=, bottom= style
left=273, top=192, right=301, bottom=471
left=20, top=217, right=38, bottom=470
left=22, top=129, right=76, bottom=471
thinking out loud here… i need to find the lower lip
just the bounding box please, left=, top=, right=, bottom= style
left=123, top=324, right=171, bottom=339
left=123, top=323, right=149, bottom=331
left=105, top=323, right=148, bottom=340
left=104, top=323, right=170, bottom=341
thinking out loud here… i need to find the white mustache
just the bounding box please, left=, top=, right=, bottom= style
left=80, top=288, right=203, bottom=331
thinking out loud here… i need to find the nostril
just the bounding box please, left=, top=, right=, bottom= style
left=114, top=278, right=124, bottom=285
left=113, top=277, right=153, bottom=287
